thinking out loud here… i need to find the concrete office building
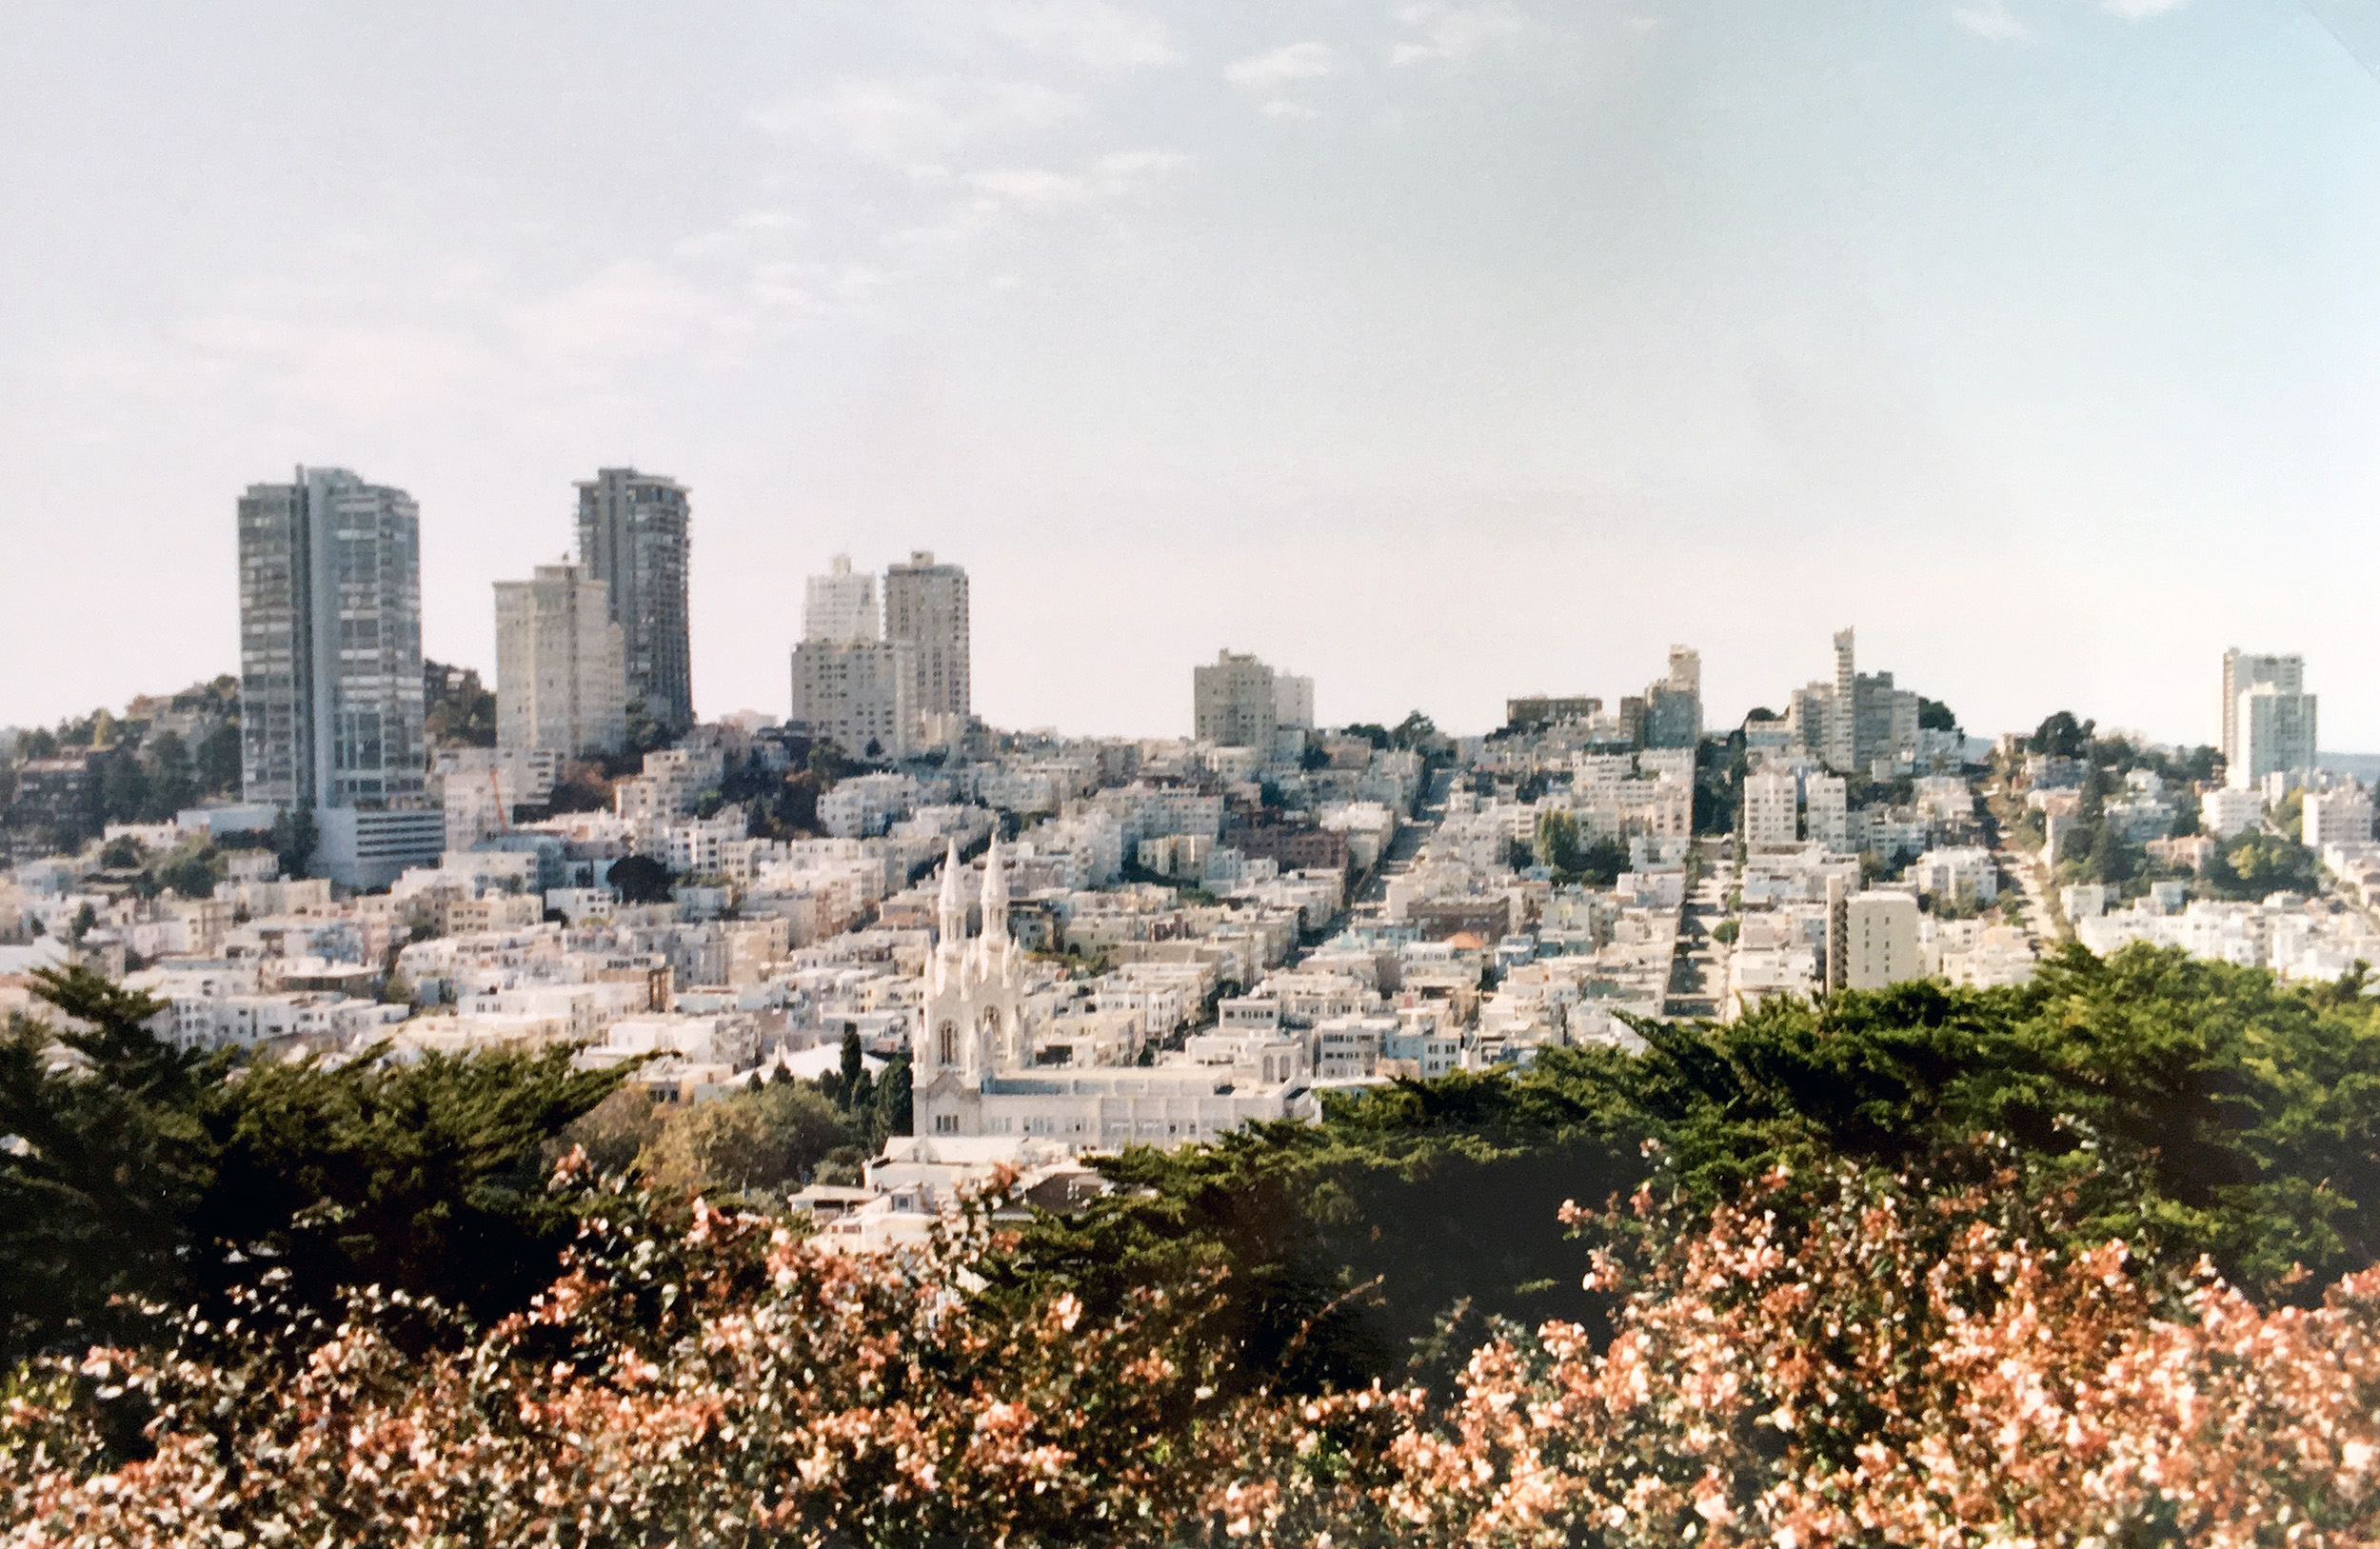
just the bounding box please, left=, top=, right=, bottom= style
left=804, top=554, right=880, bottom=645
left=884, top=552, right=970, bottom=737
left=1195, top=650, right=1279, bottom=750
left=494, top=562, right=626, bottom=759
left=236, top=466, right=439, bottom=888
left=576, top=467, right=693, bottom=733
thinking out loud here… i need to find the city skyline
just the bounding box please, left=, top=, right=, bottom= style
left=3, top=3, right=2377, bottom=744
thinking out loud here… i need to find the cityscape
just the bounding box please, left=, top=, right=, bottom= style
left=0, top=457, right=2369, bottom=1161
left=7, top=3, right=2380, bottom=1542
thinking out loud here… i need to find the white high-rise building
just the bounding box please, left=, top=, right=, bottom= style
left=494, top=563, right=626, bottom=759
left=791, top=639, right=914, bottom=760
left=803, top=554, right=881, bottom=645
left=1804, top=772, right=1849, bottom=853
left=1194, top=650, right=1279, bottom=749
left=1743, top=767, right=1800, bottom=850
left=2233, top=683, right=2317, bottom=790
left=2222, top=650, right=2314, bottom=789
left=1838, top=890, right=1922, bottom=991
left=2222, top=649, right=2301, bottom=770
left=1274, top=672, right=1316, bottom=731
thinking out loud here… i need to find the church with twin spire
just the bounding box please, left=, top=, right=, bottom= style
left=906, top=838, right=1307, bottom=1151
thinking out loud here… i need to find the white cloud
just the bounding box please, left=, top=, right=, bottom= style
left=968, top=149, right=1188, bottom=206
left=2101, top=0, right=2187, bottom=14
left=1261, top=99, right=1323, bottom=120
left=1224, top=42, right=1339, bottom=88
left=972, top=1, right=1176, bottom=69
left=1389, top=3, right=1523, bottom=66
left=1953, top=1, right=2030, bottom=40
left=508, top=263, right=749, bottom=363
left=970, top=167, right=1094, bottom=204
left=749, top=77, right=1083, bottom=162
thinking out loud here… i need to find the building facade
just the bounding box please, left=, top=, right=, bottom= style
left=1194, top=650, right=1279, bottom=749
left=494, top=562, right=626, bottom=759
left=803, top=554, right=880, bottom=645
left=2221, top=650, right=2314, bottom=789
left=575, top=467, right=693, bottom=733
left=791, top=640, right=914, bottom=760
left=2234, top=685, right=2318, bottom=789
left=236, top=467, right=438, bottom=887
left=883, top=551, right=970, bottom=734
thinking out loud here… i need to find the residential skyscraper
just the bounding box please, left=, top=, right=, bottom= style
left=1643, top=645, right=1702, bottom=748
left=237, top=466, right=442, bottom=886
left=1827, top=628, right=1857, bottom=772
left=791, top=639, right=913, bottom=760
left=494, top=562, right=626, bottom=759
left=1274, top=672, right=1316, bottom=731
left=803, top=554, right=881, bottom=644
left=883, top=551, right=970, bottom=736
left=575, top=467, right=692, bottom=733
left=2221, top=649, right=2306, bottom=779
left=1194, top=650, right=1279, bottom=750
left=2233, top=684, right=2318, bottom=790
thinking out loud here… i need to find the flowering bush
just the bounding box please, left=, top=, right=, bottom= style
left=1211, top=1152, right=2380, bottom=1547
left=10, top=1147, right=2380, bottom=1547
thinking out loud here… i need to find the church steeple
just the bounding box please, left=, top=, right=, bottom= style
left=980, top=835, right=1009, bottom=947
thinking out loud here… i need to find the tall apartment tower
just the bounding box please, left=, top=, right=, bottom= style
left=1644, top=645, right=1703, bottom=748
left=494, top=562, right=627, bottom=758
left=1826, top=628, right=1857, bottom=772
left=883, top=551, right=971, bottom=732
left=790, top=639, right=913, bottom=760
left=575, top=467, right=693, bottom=733
left=2221, top=649, right=2306, bottom=779
left=237, top=466, right=443, bottom=886
left=803, top=554, right=881, bottom=644
left=1194, top=650, right=1279, bottom=750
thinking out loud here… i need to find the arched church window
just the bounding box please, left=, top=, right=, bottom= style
left=938, top=1023, right=959, bottom=1066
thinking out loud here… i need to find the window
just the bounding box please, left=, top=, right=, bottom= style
left=938, top=1022, right=959, bottom=1066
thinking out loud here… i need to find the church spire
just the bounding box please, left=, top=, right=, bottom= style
left=980, top=834, right=1009, bottom=946
left=938, top=840, right=966, bottom=953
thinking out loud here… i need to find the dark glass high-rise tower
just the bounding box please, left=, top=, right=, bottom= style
left=575, top=467, right=692, bottom=732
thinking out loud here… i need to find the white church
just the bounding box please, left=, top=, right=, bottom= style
left=910, top=840, right=1312, bottom=1153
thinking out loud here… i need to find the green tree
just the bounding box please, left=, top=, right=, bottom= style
left=874, top=1054, right=913, bottom=1142
left=0, top=967, right=629, bottom=1366
left=270, top=804, right=318, bottom=879
left=1916, top=697, right=1958, bottom=733
left=2029, top=711, right=2094, bottom=758
left=423, top=660, right=498, bottom=748
left=139, top=729, right=196, bottom=819
left=96, top=748, right=148, bottom=826
left=0, top=972, right=217, bottom=1363
left=1390, top=711, right=1438, bottom=751
left=553, top=1083, right=665, bottom=1175
left=608, top=854, right=674, bottom=904
left=194, top=720, right=244, bottom=796
left=639, top=1084, right=855, bottom=1197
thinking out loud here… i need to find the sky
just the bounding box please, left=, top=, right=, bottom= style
left=1, top=0, right=2376, bottom=747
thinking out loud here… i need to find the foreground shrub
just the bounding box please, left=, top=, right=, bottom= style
left=10, top=1147, right=2380, bottom=1547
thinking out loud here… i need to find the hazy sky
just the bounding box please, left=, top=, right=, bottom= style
left=3, top=0, right=2376, bottom=746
